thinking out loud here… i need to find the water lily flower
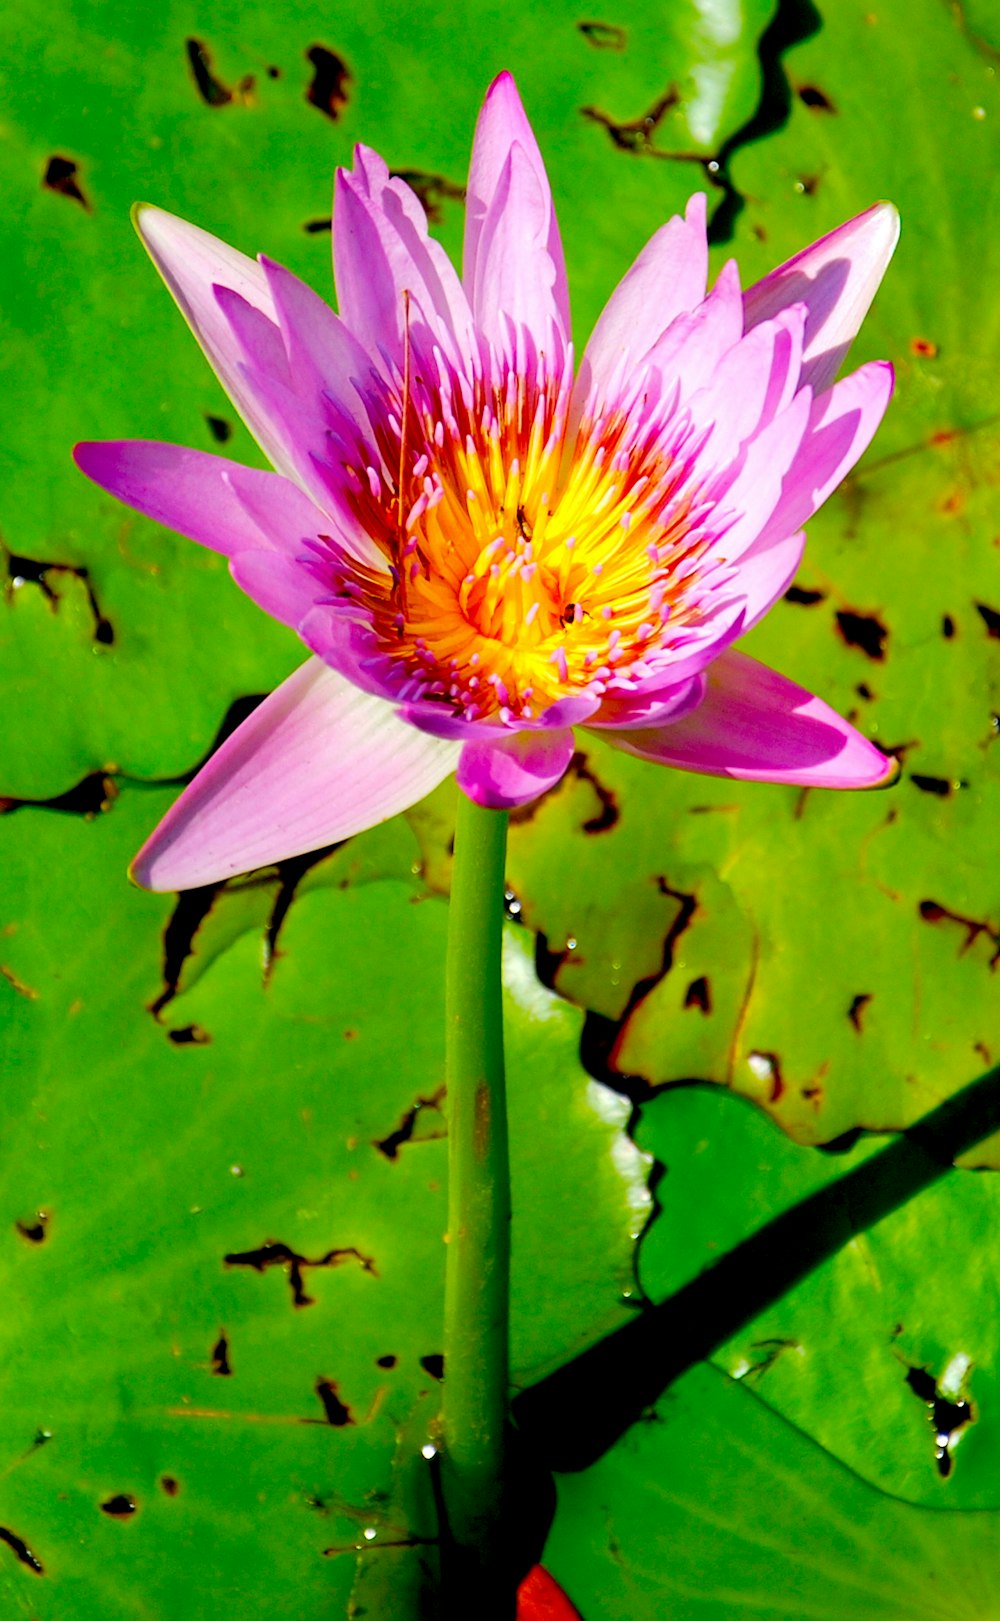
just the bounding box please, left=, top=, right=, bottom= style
left=75, top=73, right=898, bottom=891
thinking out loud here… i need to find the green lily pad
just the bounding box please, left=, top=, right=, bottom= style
left=0, top=788, right=646, bottom=1616
left=542, top=1361, right=1000, bottom=1620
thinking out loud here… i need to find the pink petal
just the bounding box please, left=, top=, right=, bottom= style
left=457, top=727, right=576, bottom=810
left=644, top=258, right=744, bottom=407
left=686, top=305, right=806, bottom=463
left=470, top=141, right=566, bottom=361
left=228, top=551, right=319, bottom=630
left=751, top=361, right=894, bottom=554
left=134, top=206, right=305, bottom=480
left=333, top=152, right=475, bottom=370
left=259, top=255, right=374, bottom=430
left=132, top=659, right=459, bottom=890
left=605, top=649, right=895, bottom=788
left=464, top=72, right=570, bottom=342
left=73, top=440, right=325, bottom=557
left=700, top=389, right=812, bottom=563
left=575, top=194, right=707, bottom=409
left=744, top=203, right=900, bottom=394
left=589, top=673, right=706, bottom=732
left=736, top=529, right=807, bottom=632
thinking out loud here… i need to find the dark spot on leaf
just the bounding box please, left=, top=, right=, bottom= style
left=836, top=609, right=888, bottom=660
left=374, top=1086, right=447, bottom=1159
left=848, top=993, right=872, bottom=1032
left=581, top=86, right=683, bottom=156
left=205, top=414, right=232, bottom=443
left=392, top=170, right=465, bottom=225
left=100, top=1494, right=137, bottom=1518
left=314, top=1378, right=353, bottom=1426
left=910, top=337, right=938, bottom=358
left=683, top=976, right=711, bottom=1014
left=942, top=614, right=956, bottom=639
left=905, top=1363, right=974, bottom=1478
left=149, top=885, right=221, bottom=1020
left=420, top=1354, right=445, bottom=1382
left=535, top=932, right=569, bottom=991
left=796, top=83, right=836, bottom=111
left=795, top=173, right=820, bottom=196
left=167, top=1023, right=212, bottom=1046
left=578, top=19, right=627, bottom=49
left=160, top=1476, right=180, bottom=1497
left=305, top=45, right=350, bottom=120
left=303, top=216, right=332, bottom=234
left=266, top=64, right=280, bottom=79
left=855, top=683, right=875, bottom=701
left=185, top=38, right=244, bottom=107
left=5, top=545, right=114, bottom=643
left=910, top=773, right=952, bottom=797
left=15, top=1211, right=48, bottom=1244
left=0, top=1526, right=43, bottom=1574
left=975, top=601, right=1000, bottom=638
left=784, top=584, right=826, bottom=605
left=43, top=154, right=89, bottom=209
left=223, top=1240, right=375, bottom=1308
left=211, top=1331, right=232, bottom=1377
left=571, top=752, right=620, bottom=832
left=919, top=899, right=1000, bottom=965
left=376, top=1354, right=397, bottom=1370
left=0, top=770, right=116, bottom=820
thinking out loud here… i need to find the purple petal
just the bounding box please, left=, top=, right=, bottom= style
left=703, top=389, right=812, bottom=563
left=132, top=659, right=460, bottom=890
left=643, top=258, right=744, bottom=406
left=686, top=305, right=806, bottom=463
left=333, top=151, right=475, bottom=369
left=228, top=551, right=320, bottom=630
left=259, top=255, right=374, bottom=428
left=575, top=194, right=707, bottom=409
left=134, top=206, right=305, bottom=480
left=605, top=649, right=895, bottom=788
left=751, top=361, right=894, bottom=554
left=73, top=440, right=326, bottom=557
left=464, top=72, right=570, bottom=342
left=589, top=673, right=706, bottom=732
left=736, top=529, right=807, bottom=632
left=457, top=727, right=576, bottom=810
left=469, top=141, right=566, bottom=361
left=743, top=203, right=899, bottom=394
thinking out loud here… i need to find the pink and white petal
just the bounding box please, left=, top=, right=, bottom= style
left=259, top=255, right=376, bottom=426
left=229, top=551, right=321, bottom=630
left=333, top=156, right=476, bottom=369
left=735, top=529, right=807, bottom=632
left=685, top=304, right=806, bottom=461
left=464, top=72, right=570, bottom=340
left=134, top=206, right=310, bottom=480
left=644, top=259, right=744, bottom=407
left=73, top=440, right=326, bottom=558
left=214, top=285, right=292, bottom=382
left=574, top=194, right=707, bottom=409
left=606, top=649, right=895, bottom=788
left=131, top=659, right=460, bottom=890
left=702, top=389, right=812, bottom=562
left=470, top=141, right=565, bottom=359
left=457, top=727, right=576, bottom=810
left=752, top=360, right=894, bottom=554
left=743, top=203, right=899, bottom=394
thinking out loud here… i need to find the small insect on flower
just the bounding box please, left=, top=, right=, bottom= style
left=75, top=73, right=899, bottom=890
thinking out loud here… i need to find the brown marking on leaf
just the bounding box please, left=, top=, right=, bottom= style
left=313, top=1378, right=353, bottom=1427
left=578, top=19, right=627, bottom=49
left=205, top=414, right=232, bottom=443
left=571, top=752, right=620, bottom=832
left=185, top=39, right=253, bottom=106
left=855, top=682, right=875, bottom=700
left=303, top=216, right=332, bottom=234
left=160, top=1476, right=180, bottom=1497
left=223, top=1239, right=376, bottom=1307
left=910, top=337, right=938, bottom=358
left=919, top=899, right=1000, bottom=966
left=211, top=1332, right=232, bottom=1377
left=910, top=773, right=953, bottom=798
left=420, top=1354, right=445, bottom=1382
left=784, top=584, right=826, bottom=606
left=373, top=1085, right=446, bottom=1159
left=942, top=614, right=956, bottom=639
left=15, top=1211, right=48, bottom=1244
left=683, top=976, right=712, bottom=1014
left=939, top=488, right=966, bottom=517
left=835, top=609, right=888, bottom=660
left=975, top=602, right=1000, bottom=638
left=43, top=155, right=89, bottom=209
left=0, top=1526, right=43, bottom=1574
left=100, top=1494, right=137, bottom=1518
left=975, top=1041, right=992, bottom=1068
left=796, top=83, right=837, bottom=112
left=5, top=544, right=114, bottom=643
left=376, top=1354, right=397, bottom=1369
left=848, top=993, right=872, bottom=1032
left=305, top=45, right=351, bottom=120
left=581, top=87, right=684, bottom=157
left=1, top=965, right=38, bottom=999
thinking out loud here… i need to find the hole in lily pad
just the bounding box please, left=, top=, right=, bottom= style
left=784, top=584, right=826, bottom=605
left=910, top=774, right=952, bottom=797
left=100, top=1495, right=137, bottom=1518
left=305, top=45, right=350, bottom=120
left=578, top=20, right=627, bottom=49
left=160, top=1476, right=180, bottom=1497
left=14, top=1211, right=48, bottom=1244
left=204, top=414, right=232, bottom=443
left=683, top=976, right=712, bottom=1014
left=904, top=1361, right=974, bottom=1478
left=211, top=1331, right=232, bottom=1376
left=376, top=1354, right=397, bottom=1369
left=835, top=609, right=888, bottom=660
left=373, top=1086, right=447, bottom=1159
left=185, top=38, right=251, bottom=106
left=314, top=1378, right=353, bottom=1426
left=0, top=1526, right=43, bottom=1574
left=975, top=602, right=1000, bottom=639
left=223, top=1240, right=375, bottom=1308
left=420, top=1354, right=445, bottom=1382
left=848, top=993, right=872, bottom=1031
left=43, top=154, right=89, bottom=209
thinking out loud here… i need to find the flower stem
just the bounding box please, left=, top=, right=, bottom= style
left=440, top=792, right=511, bottom=1615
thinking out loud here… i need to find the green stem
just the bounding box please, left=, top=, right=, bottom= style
left=440, top=792, right=511, bottom=1614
